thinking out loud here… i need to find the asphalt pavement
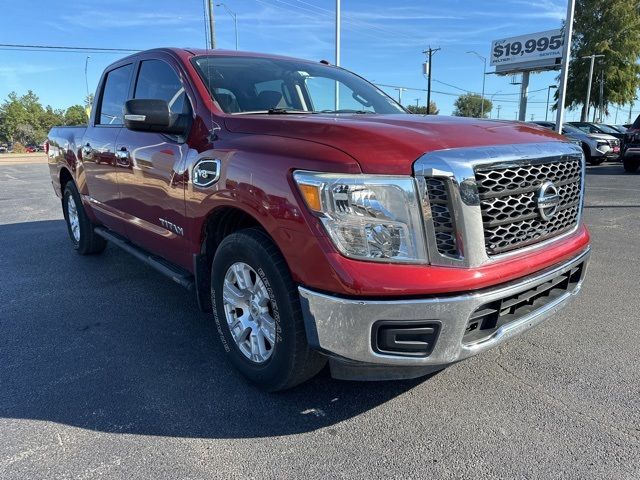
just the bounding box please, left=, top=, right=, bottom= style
left=0, top=161, right=639, bottom=479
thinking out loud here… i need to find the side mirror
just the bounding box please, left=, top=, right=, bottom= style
left=124, top=99, right=187, bottom=135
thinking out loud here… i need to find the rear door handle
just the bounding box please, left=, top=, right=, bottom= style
left=115, top=147, right=131, bottom=167
left=82, top=143, right=93, bottom=158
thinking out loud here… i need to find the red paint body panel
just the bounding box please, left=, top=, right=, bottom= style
left=48, top=48, right=590, bottom=299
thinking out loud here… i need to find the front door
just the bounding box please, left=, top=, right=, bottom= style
left=114, top=58, right=192, bottom=269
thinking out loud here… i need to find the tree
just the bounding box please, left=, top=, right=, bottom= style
left=562, top=0, right=640, bottom=118
left=0, top=91, right=64, bottom=143
left=407, top=101, right=439, bottom=115
left=453, top=94, right=492, bottom=118
left=64, top=105, right=88, bottom=125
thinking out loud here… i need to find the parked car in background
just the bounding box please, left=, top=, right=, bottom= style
left=569, top=122, right=626, bottom=146
left=611, top=125, right=628, bottom=134
left=0, top=144, right=8, bottom=153
left=531, top=121, right=619, bottom=165
left=621, top=115, right=640, bottom=173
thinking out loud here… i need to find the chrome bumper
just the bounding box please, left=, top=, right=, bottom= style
left=299, top=248, right=589, bottom=369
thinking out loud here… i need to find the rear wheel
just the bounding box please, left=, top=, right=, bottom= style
left=211, top=228, right=326, bottom=391
left=623, top=157, right=639, bottom=173
left=62, top=182, right=107, bottom=255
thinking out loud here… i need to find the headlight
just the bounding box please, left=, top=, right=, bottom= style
left=293, top=171, right=427, bottom=263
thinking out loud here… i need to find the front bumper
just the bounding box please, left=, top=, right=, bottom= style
left=299, top=248, right=589, bottom=378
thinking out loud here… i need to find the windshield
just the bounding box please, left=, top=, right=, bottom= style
left=192, top=56, right=406, bottom=114
left=562, top=124, right=582, bottom=135
left=595, top=124, right=619, bottom=134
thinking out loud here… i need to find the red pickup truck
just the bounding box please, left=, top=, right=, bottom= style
left=48, top=48, right=590, bottom=391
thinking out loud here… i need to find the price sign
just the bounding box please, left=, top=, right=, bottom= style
left=490, top=29, right=564, bottom=67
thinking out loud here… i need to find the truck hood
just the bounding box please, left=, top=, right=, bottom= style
left=224, top=114, right=565, bottom=175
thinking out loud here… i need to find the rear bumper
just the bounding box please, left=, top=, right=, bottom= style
left=299, top=248, right=589, bottom=378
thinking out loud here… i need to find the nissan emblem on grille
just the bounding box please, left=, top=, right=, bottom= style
left=536, top=181, right=560, bottom=221
left=475, top=158, right=583, bottom=255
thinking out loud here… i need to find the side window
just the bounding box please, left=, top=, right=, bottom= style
left=134, top=60, right=190, bottom=115
left=98, top=64, right=133, bottom=125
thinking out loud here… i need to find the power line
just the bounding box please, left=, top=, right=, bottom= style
left=0, top=43, right=139, bottom=54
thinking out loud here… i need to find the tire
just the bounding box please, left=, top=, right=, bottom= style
left=211, top=228, right=326, bottom=391
left=62, top=182, right=107, bottom=255
left=623, top=157, right=639, bottom=173
left=582, top=144, right=592, bottom=164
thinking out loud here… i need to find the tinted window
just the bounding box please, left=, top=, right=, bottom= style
left=134, top=60, right=189, bottom=115
left=193, top=56, right=405, bottom=114
left=99, top=64, right=133, bottom=125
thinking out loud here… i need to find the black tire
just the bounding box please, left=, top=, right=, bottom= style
left=211, top=228, right=326, bottom=391
left=582, top=144, right=592, bottom=164
left=62, top=182, right=107, bottom=255
left=623, top=157, right=639, bottom=173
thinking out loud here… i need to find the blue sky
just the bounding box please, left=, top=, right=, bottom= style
left=0, top=0, right=637, bottom=123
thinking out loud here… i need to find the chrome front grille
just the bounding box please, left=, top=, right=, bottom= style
left=414, top=142, right=584, bottom=268
left=475, top=158, right=582, bottom=255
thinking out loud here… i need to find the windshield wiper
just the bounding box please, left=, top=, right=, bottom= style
left=320, top=109, right=373, bottom=114
left=233, top=108, right=315, bottom=115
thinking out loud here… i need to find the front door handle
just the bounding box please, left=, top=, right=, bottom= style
left=115, top=147, right=131, bottom=167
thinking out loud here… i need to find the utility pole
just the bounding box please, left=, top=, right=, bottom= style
left=581, top=54, right=605, bottom=121
left=546, top=85, right=558, bottom=121
left=555, top=0, right=575, bottom=134
left=422, top=47, right=440, bottom=114
left=415, top=98, right=419, bottom=108
left=207, top=0, right=216, bottom=49
left=394, top=88, right=407, bottom=105
left=530, top=113, right=535, bottom=121
left=629, top=101, right=635, bottom=124
left=496, top=105, right=501, bottom=119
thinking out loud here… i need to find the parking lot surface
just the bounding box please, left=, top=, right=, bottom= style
left=1, top=162, right=639, bottom=479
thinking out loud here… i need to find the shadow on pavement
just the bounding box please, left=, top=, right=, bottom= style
left=585, top=163, right=628, bottom=175
left=0, top=220, right=427, bottom=439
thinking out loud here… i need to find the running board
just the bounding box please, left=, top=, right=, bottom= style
left=94, top=227, right=195, bottom=290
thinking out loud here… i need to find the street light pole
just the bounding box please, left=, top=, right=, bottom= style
left=467, top=51, right=487, bottom=118
left=581, top=54, right=604, bottom=121
left=555, top=0, right=575, bottom=134
left=216, top=3, right=238, bottom=50
left=546, top=85, right=558, bottom=122
left=489, top=90, right=502, bottom=119
left=84, top=56, right=90, bottom=98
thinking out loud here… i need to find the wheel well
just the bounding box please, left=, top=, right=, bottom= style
left=202, top=207, right=264, bottom=262
left=581, top=143, right=591, bottom=157
left=59, top=168, right=73, bottom=192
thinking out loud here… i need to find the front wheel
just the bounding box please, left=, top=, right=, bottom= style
left=211, top=228, right=326, bottom=391
left=623, top=157, right=639, bottom=173
left=62, top=182, right=107, bottom=255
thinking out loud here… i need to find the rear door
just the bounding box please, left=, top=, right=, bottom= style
left=81, top=62, right=134, bottom=235
left=114, top=56, right=193, bottom=269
